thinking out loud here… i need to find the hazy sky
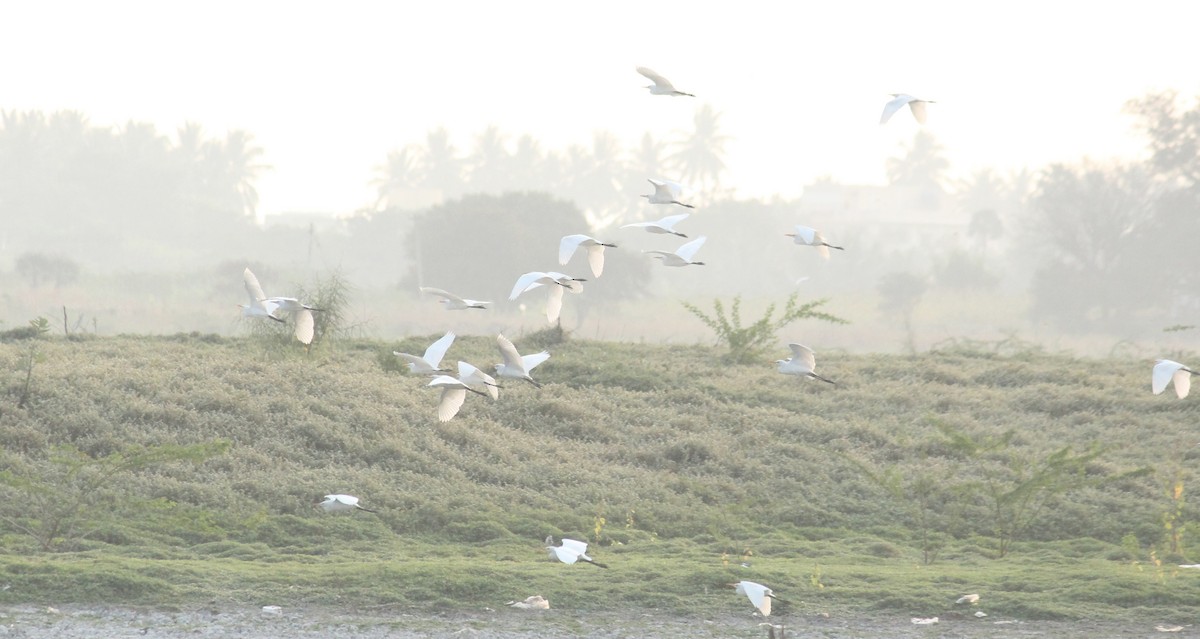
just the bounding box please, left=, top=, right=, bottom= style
left=5, top=1, right=1199, bottom=219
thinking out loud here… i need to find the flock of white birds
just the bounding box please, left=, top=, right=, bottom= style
left=233, top=66, right=1191, bottom=625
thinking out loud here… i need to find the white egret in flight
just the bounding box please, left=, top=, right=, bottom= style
left=560, top=234, right=617, bottom=278
left=314, top=494, right=376, bottom=513
left=732, top=580, right=781, bottom=616
left=418, top=286, right=491, bottom=310
left=621, top=212, right=690, bottom=237
left=545, top=535, right=608, bottom=568
left=880, top=93, right=935, bottom=125
left=394, top=331, right=456, bottom=375
left=242, top=268, right=321, bottom=345
left=1153, top=359, right=1196, bottom=398
left=457, top=360, right=501, bottom=400
left=777, top=343, right=835, bottom=384
left=642, top=178, right=694, bottom=208
left=510, top=271, right=585, bottom=324
left=645, top=236, right=707, bottom=267
left=428, top=374, right=487, bottom=422
left=495, top=334, right=550, bottom=388
left=636, top=66, right=694, bottom=97
left=786, top=225, right=844, bottom=259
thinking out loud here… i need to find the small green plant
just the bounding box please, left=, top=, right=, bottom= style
left=681, top=294, right=847, bottom=364
left=841, top=451, right=952, bottom=564
left=0, top=441, right=229, bottom=551
left=1162, top=471, right=1187, bottom=557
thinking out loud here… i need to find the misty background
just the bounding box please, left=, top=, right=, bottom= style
left=2, top=89, right=1199, bottom=355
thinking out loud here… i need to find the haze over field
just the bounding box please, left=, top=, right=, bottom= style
left=2, top=1, right=1200, bottom=354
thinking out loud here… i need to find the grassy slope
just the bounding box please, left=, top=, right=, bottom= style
left=1, top=333, right=1199, bottom=620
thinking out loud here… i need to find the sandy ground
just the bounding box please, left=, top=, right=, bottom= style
left=0, top=605, right=1186, bottom=638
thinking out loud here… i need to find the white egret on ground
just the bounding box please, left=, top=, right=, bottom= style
left=507, top=595, right=550, bottom=610
left=314, top=494, right=376, bottom=513
left=428, top=374, right=487, bottom=422
left=786, top=225, right=844, bottom=259
left=636, top=66, right=694, bottom=97
left=457, top=361, right=501, bottom=400
left=956, top=594, right=980, bottom=604
left=545, top=535, right=608, bottom=568
left=560, top=234, right=617, bottom=278
left=777, top=343, right=835, bottom=384
left=732, top=580, right=780, bottom=616
left=1153, top=359, right=1196, bottom=398
left=418, top=286, right=491, bottom=310
left=642, top=178, right=695, bottom=208
left=510, top=271, right=586, bottom=324
left=880, top=93, right=935, bottom=125
left=495, top=334, right=550, bottom=388
left=911, top=617, right=939, bottom=625
left=621, top=212, right=690, bottom=237
left=645, top=236, right=707, bottom=267
left=394, top=331, right=456, bottom=375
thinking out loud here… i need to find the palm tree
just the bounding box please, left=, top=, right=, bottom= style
left=204, top=129, right=270, bottom=219
left=667, top=103, right=730, bottom=199
left=885, top=130, right=949, bottom=193
left=467, top=125, right=511, bottom=194
left=417, top=127, right=464, bottom=199
left=370, top=146, right=419, bottom=210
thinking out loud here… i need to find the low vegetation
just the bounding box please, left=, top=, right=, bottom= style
left=0, top=334, right=1198, bottom=621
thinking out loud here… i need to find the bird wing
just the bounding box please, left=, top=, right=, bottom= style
left=1153, top=360, right=1184, bottom=395
left=738, top=581, right=770, bottom=615
left=437, top=386, right=467, bottom=422
left=817, top=244, right=831, bottom=260
left=559, top=234, right=588, bottom=265
left=419, top=286, right=465, bottom=304
left=511, top=271, right=549, bottom=300
left=791, top=225, right=817, bottom=245
left=545, top=285, right=564, bottom=323
left=333, top=495, right=358, bottom=507
left=522, top=350, right=551, bottom=372
left=1174, top=368, right=1192, bottom=399
left=395, top=351, right=434, bottom=373
left=788, top=343, right=817, bottom=371
left=458, top=361, right=499, bottom=399
left=880, top=94, right=914, bottom=124
left=908, top=100, right=929, bottom=124
left=560, top=538, right=589, bottom=554
left=293, top=308, right=315, bottom=345
left=549, top=545, right=580, bottom=564
left=585, top=244, right=606, bottom=278
left=675, top=236, right=707, bottom=262
left=423, top=331, right=456, bottom=368
left=243, top=268, right=268, bottom=302
left=658, top=213, right=690, bottom=230
left=496, top=334, right=525, bottom=372
left=636, top=66, right=674, bottom=89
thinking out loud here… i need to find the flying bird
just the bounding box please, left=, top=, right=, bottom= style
left=510, top=271, right=586, bottom=324
left=495, top=334, right=550, bottom=388
left=880, top=93, right=936, bottom=125
left=786, top=225, right=844, bottom=259
left=560, top=234, right=617, bottom=278
left=777, top=343, right=835, bottom=384
left=642, top=178, right=694, bottom=208
left=732, top=580, right=781, bottom=617
left=314, top=494, right=376, bottom=513
left=545, top=535, right=608, bottom=568
left=394, top=331, right=456, bottom=375
left=428, top=374, right=487, bottom=422
left=418, top=286, right=491, bottom=310
left=956, top=594, right=980, bottom=605
left=645, top=236, right=707, bottom=267
left=241, top=267, right=322, bottom=345
left=621, top=212, right=690, bottom=237
left=1153, top=359, right=1196, bottom=398
left=457, top=360, right=501, bottom=400
left=636, top=66, right=694, bottom=97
